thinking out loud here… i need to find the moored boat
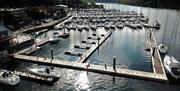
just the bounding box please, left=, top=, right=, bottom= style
left=49, top=31, right=60, bottom=43
left=29, top=67, right=61, bottom=81
left=163, top=55, right=180, bottom=79
left=0, top=70, right=20, bottom=85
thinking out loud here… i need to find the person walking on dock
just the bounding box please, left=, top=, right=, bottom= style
left=105, top=64, right=107, bottom=69
left=152, top=47, right=156, bottom=57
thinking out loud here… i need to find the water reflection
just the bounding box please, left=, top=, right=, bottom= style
left=74, top=72, right=91, bottom=91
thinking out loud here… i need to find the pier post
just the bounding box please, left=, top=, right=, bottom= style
left=113, top=56, right=116, bottom=71
left=97, top=37, right=100, bottom=54
left=51, top=48, right=53, bottom=62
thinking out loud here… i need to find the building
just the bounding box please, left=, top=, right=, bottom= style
left=0, top=8, right=30, bottom=30
left=0, top=19, right=15, bottom=61
left=48, top=4, right=68, bottom=20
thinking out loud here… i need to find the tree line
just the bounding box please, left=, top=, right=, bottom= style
left=0, top=0, right=101, bottom=8
left=119, top=0, right=180, bottom=9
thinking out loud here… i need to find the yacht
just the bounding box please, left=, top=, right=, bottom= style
left=60, top=33, right=70, bottom=38
left=49, top=31, right=60, bottom=43
left=163, top=55, right=180, bottom=79
left=116, top=23, right=124, bottom=29
left=152, top=20, right=161, bottom=29
left=29, top=67, right=61, bottom=81
left=0, top=70, right=20, bottom=85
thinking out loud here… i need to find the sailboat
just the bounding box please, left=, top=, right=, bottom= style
left=152, top=0, right=161, bottom=29
left=60, top=27, right=70, bottom=38
left=158, top=15, right=168, bottom=54
left=164, top=55, right=180, bottom=79
left=49, top=31, right=60, bottom=43
left=163, top=14, right=180, bottom=79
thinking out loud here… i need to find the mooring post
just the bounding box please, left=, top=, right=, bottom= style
left=113, top=56, right=116, bottom=71
left=97, top=37, right=100, bottom=54
left=51, top=48, right=53, bottom=62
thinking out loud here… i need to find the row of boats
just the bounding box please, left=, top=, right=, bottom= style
left=0, top=67, right=61, bottom=86
left=64, top=10, right=160, bottom=32
left=48, top=31, right=70, bottom=43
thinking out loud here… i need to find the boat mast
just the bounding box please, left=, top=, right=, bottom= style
left=162, top=15, right=168, bottom=43
left=173, top=13, right=180, bottom=54
left=168, top=12, right=180, bottom=54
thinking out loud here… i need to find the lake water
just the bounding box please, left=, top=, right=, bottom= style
left=1, top=3, right=180, bottom=91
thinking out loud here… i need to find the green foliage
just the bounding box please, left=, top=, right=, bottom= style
left=0, top=0, right=60, bottom=8
left=119, top=0, right=180, bottom=9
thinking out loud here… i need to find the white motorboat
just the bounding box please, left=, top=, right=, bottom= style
left=0, top=70, right=20, bottom=85
left=142, top=23, right=150, bottom=28
left=49, top=31, right=60, bottom=43
left=90, top=25, right=97, bottom=31
left=29, top=67, right=61, bottom=80
left=158, top=43, right=168, bottom=54
left=116, top=23, right=124, bottom=29
left=152, top=20, right=161, bottom=29
left=163, top=55, right=180, bottom=79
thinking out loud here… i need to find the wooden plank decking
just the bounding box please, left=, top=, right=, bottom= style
left=146, top=28, right=166, bottom=76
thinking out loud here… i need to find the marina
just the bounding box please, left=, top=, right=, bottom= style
left=1, top=1, right=180, bottom=91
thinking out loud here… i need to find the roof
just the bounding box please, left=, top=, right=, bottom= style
left=55, top=4, right=68, bottom=8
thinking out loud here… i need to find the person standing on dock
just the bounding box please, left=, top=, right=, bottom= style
left=50, top=48, right=53, bottom=62
left=105, top=64, right=107, bottom=69
left=152, top=47, right=156, bottom=57
left=113, top=56, right=116, bottom=71
left=149, top=31, right=152, bottom=40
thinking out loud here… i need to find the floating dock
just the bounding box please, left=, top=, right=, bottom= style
left=64, top=51, right=83, bottom=56
left=76, top=31, right=112, bottom=63
left=82, top=40, right=96, bottom=44
left=148, top=29, right=166, bottom=75
left=13, top=54, right=168, bottom=83
left=74, top=44, right=91, bottom=49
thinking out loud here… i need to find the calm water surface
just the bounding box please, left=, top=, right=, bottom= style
left=1, top=3, right=180, bottom=91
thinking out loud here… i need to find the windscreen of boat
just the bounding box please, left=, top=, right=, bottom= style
left=171, top=66, right=180, bottom=75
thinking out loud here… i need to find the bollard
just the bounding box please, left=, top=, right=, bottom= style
left=113, top=56, right=116, bottom=71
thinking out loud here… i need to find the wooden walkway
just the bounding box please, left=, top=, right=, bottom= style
left=13, top=54, right=168, bottom=83
left=15, top=39, right=49, bottom=55
left=146, top=28, right=166, bottom=76
left=76, top=31, right=112, bottom=63
left=16, top=14, right=73, bottom=33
